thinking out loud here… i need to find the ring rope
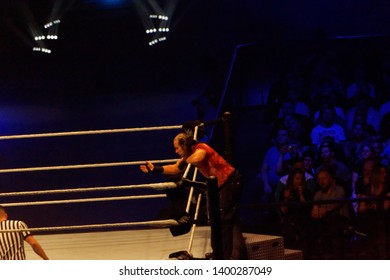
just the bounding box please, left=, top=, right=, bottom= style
left=0, top=219, right=180, bottom=233
left=0, top=125, right=203, bottom=235
left=0, top=182, right=177, bottom=197
left=0, top=125, right=182, bottom=140
left=2, top=194, right=167, bottom=207
left=0, top=159, right=177, bottom=174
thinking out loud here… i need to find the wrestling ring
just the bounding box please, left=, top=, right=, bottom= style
left=0, top=118, right=232, bottom=260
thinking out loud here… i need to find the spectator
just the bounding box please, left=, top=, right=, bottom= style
left=278, top=88, right=311, bottom=118
left=356, top=164, right=390, bottom=212
left=276, top=142, right=302, bottom=177
left=278, top=168, right=312, bottom=250
left=313, top=93, right=346, bottom=127
left=345, top=94, right=381, bottom=133
left=275, top=157, right=317, bottom=202
left=379, top=98, right=390, bottom=120
left=381, top=137, right=390, bottom=168
left=371, top=134, right=385, bottom=160
left=307, top=165, right=350, bottom=259
left=265, top=69, right=304, bottom=122
left=307, top=79, right=337, bottom=111
left=315, top=141, right=352, bottom=197
left=355, top=163, right=389, bottom=259
left=345, top=122, right=372, bottom=168
left=354, top=160, right=379, bottom=199
left=259, top=126, right=293, bottom=195
left=310, top=103, right=347, bottom=147
left=311, top=166, right=350, bottom=219
left=302, top=150, right=317, bottom=176
left=346, top=63, right=376, bottom=103
left=283, top=113, right=313, bottom=151
left=357, top=144, right=378, bottom=170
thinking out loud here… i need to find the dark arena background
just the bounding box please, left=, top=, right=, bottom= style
left=1, top=0, right=390, bottom=259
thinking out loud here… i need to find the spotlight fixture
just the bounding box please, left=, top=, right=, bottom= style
left=28, top=0, right=74, bottom=55
left=44, top=22, right=53, bottom=29
left=145, top=28, right=157, bottom=34
left=32, top=47, right=52, bottom=54
left=145, top=13, right=170, bottom=46
left=149, top=14, right=169, bottom=21
left=148, top=39, right=159, bottom=46
left=44, top=19, right=61, bottom=29
left=158, top=15, right=168, bottom=21
left=158, top=28, right=169, bottom=32
left=148, top=37, right=167, bottom=46
left=46, top=35, right=58, bottom=40
left=34, top=35, right=46, bottom=41
left=135, top=0, right=176, bottom=47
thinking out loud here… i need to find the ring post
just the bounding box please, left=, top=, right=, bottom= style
left=206, top=176, right=223, bottom=260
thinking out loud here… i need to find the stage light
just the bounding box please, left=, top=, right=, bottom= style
left=32, top=47, right=52, bottom=54
left=148, top=39, right=159, bottom=46
left=34, top=36, right=46, bottom=41
left=45, top=19, right=61, bottom=28
left=157, top=15, right=168, bottom=21
left=46, top=35, right=59, bottom=40
left=148, top=36, right=167, bottom=47
left=26, top=0, right=74, bottom=55
left=145, top=28, right=158, bottom=34
left=135, top=0, right=177, bottom=46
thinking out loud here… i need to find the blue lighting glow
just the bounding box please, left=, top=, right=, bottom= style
left=82, top=0, right=131, bottom=8
left=97, top=0, right=127, bottom=7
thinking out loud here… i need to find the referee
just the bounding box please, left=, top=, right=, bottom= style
left=0, top=205, right=49, bottom=260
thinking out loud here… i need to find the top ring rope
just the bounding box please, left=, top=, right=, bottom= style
left=0, top=159, right=177, bottom=174
left=0, top=125, right=182, bottom=140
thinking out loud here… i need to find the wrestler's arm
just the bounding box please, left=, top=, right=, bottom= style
left=140, top=160, right=184, bottom=175
left=162, top=159, right=184, bottom=175
left=186, top=148, right=206, bottom=166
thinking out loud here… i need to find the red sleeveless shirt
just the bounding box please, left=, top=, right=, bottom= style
left=192, top=143, right=235, bottom=187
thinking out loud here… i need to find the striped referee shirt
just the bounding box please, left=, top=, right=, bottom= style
left=0, top=220, right=31, bottom=260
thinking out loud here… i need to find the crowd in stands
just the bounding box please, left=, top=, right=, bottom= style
left=258, top=47, right=390, bottom=259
